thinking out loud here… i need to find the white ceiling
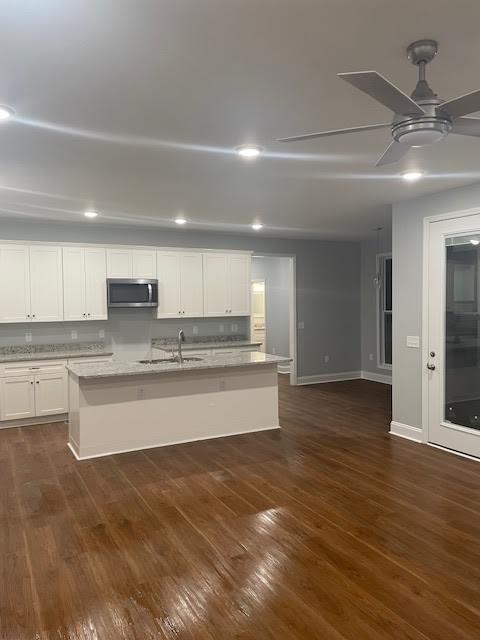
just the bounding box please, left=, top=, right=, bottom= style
left=1, top=0, right=480, bottom=239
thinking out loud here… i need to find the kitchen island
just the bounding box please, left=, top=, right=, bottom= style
left=67, top=352, right=290, bottom=459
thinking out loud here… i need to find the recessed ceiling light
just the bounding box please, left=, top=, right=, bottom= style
left=84, top=210, right=98, bottom=218
left=400, top=170, right=424, bottom=182
left=0, top=105, right=14, bottom=121
left=175, top=217, right=187, bottom=225
left=236, top=144, right=263, bottom=159
left=251, top=223, right=263, bottom=231
left=470, top=239, right=480, bottom=246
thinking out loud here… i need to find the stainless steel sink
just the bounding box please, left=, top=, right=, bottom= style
left=137, top=357, right=203, bottom=364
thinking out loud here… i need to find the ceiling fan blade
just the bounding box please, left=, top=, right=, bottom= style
left=338, top=71, right=425, bottom=115
left=376, top=140, right=409, bottom=167
left=451, top=117, right=480, bottom=137
left=437, top=89, right=480, bottom=119
left=278, top=122, right=390, bottom=142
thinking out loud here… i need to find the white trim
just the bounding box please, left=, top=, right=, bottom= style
left=68, top=425, right=281, bottom=460
left=426, top=442, right=480, bottom=463
left=361, top=371, right=392, bottom=385
left=389, top=420, right=423, bottom=442
left=297, top=371, right=361, bottom=385
left=0, top=413, right=67, bottom=429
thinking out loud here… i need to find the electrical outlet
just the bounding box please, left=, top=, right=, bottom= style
left=219, top=324, right=225, bottom=333
left=324, top=354, right=330, bottom=363
left=137, top=387, right=145, bottom=400
left=219, top=379, right=226, bottom=391
left=231, top=323, right=238, bottom=333
left=369, top=353, right=374, bottom=361
left=99, top=329, right=105, bottom=339
left=298, top=321, right=305, bottom=330
left=193, top=325, right=198, bottom=335
left=25, top=332, right=32, bottom=343
left=71, top=330, right=78, bottom=340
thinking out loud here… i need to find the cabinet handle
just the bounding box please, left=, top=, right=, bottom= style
left=30, top=381, right=33, bottom=385
left=83, top=313, right=86, bottom=317
left=36, top=380, right=39, bottom=384
left=27, top=314, right=30, bottom=318
left=32, top=314, right=36, bottom=318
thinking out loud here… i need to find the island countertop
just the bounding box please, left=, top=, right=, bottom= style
left=67, top=352, right=291, bottom=380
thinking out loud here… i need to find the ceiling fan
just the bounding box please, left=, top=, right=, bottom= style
left=278, top=39, right=480, bottom=166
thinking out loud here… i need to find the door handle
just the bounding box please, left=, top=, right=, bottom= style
left=427, top=363, right=436, bottom=371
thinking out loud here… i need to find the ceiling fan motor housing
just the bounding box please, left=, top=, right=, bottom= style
left=392, top=98, right=452, bottom=148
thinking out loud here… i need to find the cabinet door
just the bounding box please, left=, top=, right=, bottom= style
left=1, top=376, right=35, bottom=420
left=228, top=254, right=250, bottom=316
left=63, top=247, right=86, bottom=321
left=203, top=253, right=229, bottom=317
left=180, top=253, right=204, bottom=317
left=85, top=248, right=107, bottom=320
left=29, top=246, right=64, bottom=322
left=0, top=245, right=30, bottom=322
left=34, top=372, right=68, bottom=416
left=156, top=252, right=181, bottom=318
left=132, top=250, right=156, bottom=278
left=106, top=249, right=132, bottom=278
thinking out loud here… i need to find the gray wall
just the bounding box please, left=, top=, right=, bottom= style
left=0, top=217, right=361, bottom=378
left=360, top=231, right=392, bottom=379
left=392, top=181, right=480, bottom=432
left=251, top=256, right=291, bottom=357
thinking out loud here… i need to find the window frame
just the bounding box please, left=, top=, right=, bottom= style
left=377, top=253, right=392, bottom=370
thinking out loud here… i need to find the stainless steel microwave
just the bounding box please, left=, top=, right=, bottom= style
left=107, top=278, right=158, bottom=308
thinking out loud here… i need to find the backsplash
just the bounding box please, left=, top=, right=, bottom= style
left=0, top=309, right=249, bottom=361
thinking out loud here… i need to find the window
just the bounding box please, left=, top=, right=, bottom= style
left=378, top=255, right=392, bottom=367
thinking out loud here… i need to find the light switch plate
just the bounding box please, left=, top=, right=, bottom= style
left=71, top=330, right=78, bottom=340
left=406, top=335, right=420, bottom=348
left=298, top=321, right=305, bottom=330
left=25, top=332, right=32, bottom=343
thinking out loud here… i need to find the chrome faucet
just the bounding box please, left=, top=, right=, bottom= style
left=177, top=329, right=185, bottom=363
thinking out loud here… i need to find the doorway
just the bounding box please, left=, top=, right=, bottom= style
left=251, top=254, right=297, bottom=384
left=426, top=211, right=480, bottom=457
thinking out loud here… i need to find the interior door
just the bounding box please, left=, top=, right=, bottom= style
left=180, top=253, right=204, bottom=317
left=85, top=248, right=108, bottom=320
left=428, top=213, right=480, bottom=457
left=0, top=245, right=31, bottom=322
left=29, top=246, right=64, bottom=322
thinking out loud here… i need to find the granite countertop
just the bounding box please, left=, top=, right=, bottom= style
left=67, top=352, right=291, bottom=380
left=0, top=342, right=113, bottom=363
left=152, top=338, right=262, bottom=352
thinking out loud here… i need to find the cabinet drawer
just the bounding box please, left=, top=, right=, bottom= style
left=0, top=359, right=67, bottom=378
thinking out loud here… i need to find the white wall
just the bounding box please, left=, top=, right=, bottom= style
left=251, top=256, right=290, bottom=357
left=392, top=181, right=480, bottom=434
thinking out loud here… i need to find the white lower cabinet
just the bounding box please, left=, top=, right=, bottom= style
left=34, top=372, right=68, bottom=416
left=1, top=376, right=36, bottom=420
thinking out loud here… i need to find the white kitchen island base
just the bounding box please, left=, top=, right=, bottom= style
left=68, top=360, right=283, bottom=460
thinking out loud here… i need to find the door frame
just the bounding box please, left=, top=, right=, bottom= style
left=250, top=278, right=266, bottom=353
left=422, top=206, right=480, bottom=445
left=251, top=253, right=298, bottom=385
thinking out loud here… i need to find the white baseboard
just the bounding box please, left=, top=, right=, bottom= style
left=297, top=371, right=361, bottom=385
left=389, top=420, right=423, bottom=443
left=361, top=370, right=392, bottom=385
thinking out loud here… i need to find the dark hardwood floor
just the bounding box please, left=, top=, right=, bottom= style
left=3, top=376, right=480, bottom=639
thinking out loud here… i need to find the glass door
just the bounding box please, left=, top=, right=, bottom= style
left=428, top=213, right=480, bottom=456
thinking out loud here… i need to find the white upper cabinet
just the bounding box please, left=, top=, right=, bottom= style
left=132, top=250, right=156, bottom=278
left=0, top=245, right=31, bottom=323
left=106, top=249, right=132, bottom=278
left=63, top=247, right=107, bottom=321
left=29, top=246, right=64, bottom=322
left=107, top=249, right=156, bottom=278
left=156, top=251, right=203, bottom=318
left=203, top=253, right=250, bottom=317
left=0, top=245, right=63, bottom=323
left=84, top=248, right=108, bottom=319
